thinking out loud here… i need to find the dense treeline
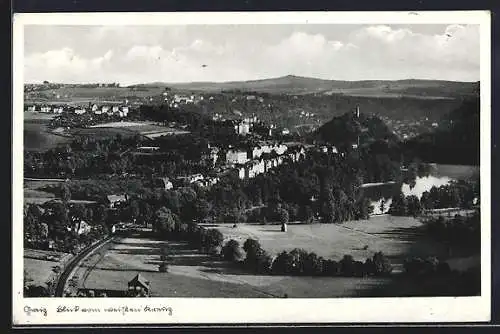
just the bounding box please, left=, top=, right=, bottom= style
left=222, top=238, right=393, bottom=277
left=40, top=134, right=410, bottom=227
left=24, top=133, right=213, bottom=179
left=404, top=97, right=480, bottom=165
left=422, top=213, right=480, bottom=250
left=24, top=199, right=108, bottom=253
left=389, top=179, right=480, bottom=216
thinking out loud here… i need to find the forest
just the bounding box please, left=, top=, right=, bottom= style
left=403, top=97, right=480, bottom=165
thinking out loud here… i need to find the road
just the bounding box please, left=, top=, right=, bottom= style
left=54, top=235, right=114, bottom=297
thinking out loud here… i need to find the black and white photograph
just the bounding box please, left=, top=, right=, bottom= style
left=12, top=11, right=491, bottom=324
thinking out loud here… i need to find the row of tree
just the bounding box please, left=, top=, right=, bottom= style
left=222, top=238, right=393, bottom=277
left=422, top=213, right=480, bottom=250
left=389, top=179, right=479, bottom=217
left=24, top=200, right=109, bottom=253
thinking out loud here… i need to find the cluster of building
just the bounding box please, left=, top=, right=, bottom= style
left=162, top=93, right=209, bottom=108
left=25, top=103, right=132, bottom=118
left=380, top=115, right=440, bottom=140
left=223, top=142, right=307, bottom=180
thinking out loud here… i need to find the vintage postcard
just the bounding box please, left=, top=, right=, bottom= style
left=12, top=11, right=491, bottom=325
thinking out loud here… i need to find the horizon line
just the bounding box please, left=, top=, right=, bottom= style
left=24, top=74, right=480, bottom=87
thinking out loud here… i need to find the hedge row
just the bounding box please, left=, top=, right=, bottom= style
left=157, top=221, right=224, bottom=254
left=222, top=238, right=393, bottom=277
left=403, top=256, right=452, bottom=276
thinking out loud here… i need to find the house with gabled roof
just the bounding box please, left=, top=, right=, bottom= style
left=127, top=274, right=150, bottom=296
left=106, top=194, right=127, bottom=208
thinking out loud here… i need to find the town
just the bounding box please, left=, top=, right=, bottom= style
left=22, top=18, right=482, bottom=301
left=23, top=78, right=481, bottom=299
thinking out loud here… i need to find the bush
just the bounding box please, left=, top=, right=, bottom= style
left=363, top=258, right=375, bottom=276
left=272, top=250, right=324, bottom=276
left=340, top=255, right=355, bottom=276
left=302, top=252, right=324, bottom=275
left=159, top=262, right=168, bottom=273
left=254, top=248, right=273, bottom=274
left=404, top=256, right=444, bottom=276
left=222, top=239, right=243, bottom=262
left=353, top=260, right=366, bottom=277
left=372, top=252, right=393, bottom=276
left=243, top=238, right=272, bottom=273
left=243, top=238, right=261, bottom=257
left=404, top=257, right=426, bottom=275
left=322, top=259, right=340, bottom=276
left=271, top=251, right=294, bottom=274
left=288, top=248, right=309, bottom=275
left=204, top=229, right=224, bottom=252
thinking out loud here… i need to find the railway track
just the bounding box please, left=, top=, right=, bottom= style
left=54, top=235, right=114, bottom=297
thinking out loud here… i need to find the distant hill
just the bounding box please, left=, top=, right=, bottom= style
left=132, top=75, right=479, bottom=99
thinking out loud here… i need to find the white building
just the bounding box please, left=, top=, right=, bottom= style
left=237, top=167, right=246, bottom=180
left=209, top=147, right=220, bottom=166
left=137, top=146, right=160, bottom=153
left=234, top=121, right=250, bottom=135
left=27, top=106, right=36, bottom=112
left=75, top=108, right=86, bottom=115
left=40, top=106, right=51, bottom=113
left=273, top=144, right=287, bottom=155
left=72, top=220, right=92, bottom=235
left=226, top=150, right=248, bottom=164
left=91, top=104, right=98, bottom=112
left=101, top=106, right=110, bottom=114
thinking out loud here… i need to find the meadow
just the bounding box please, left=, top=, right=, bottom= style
left=209, top=216, right=455, bottom=270
left=24, top=121, right=73, bottom=152
left=24, top=249, right=72, bottom=290
left=74, top=214, right=480, bottom=298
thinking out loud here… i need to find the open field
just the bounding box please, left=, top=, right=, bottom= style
left=89, top=121, right=159, bottom=129
left=76, top=233, right=393, bottom=298
left=209, top=215, right=477, bottom=270
left=24, top=249, right=72, bottom=289
left=90, top=121, right=171, bottom=133
left=89, top=121, right=191, bottom=138
left=23, top=178, right=97, bottom=205
left=68, top=127, right=139, bottom=140
left=326, top=88, right=455, bottom=100
left=143, top=130, right=191, bottom=139
left=25, top=86, right=165, bottom=104
left=24, top=179, right=62, bottom=204
left=73, top=216, right=480, bottom=297
left=24, top=122, right=73, bottom=152
left=23, top=112, right=58, bottom=121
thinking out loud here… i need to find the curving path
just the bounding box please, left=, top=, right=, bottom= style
left=54, top=235, right=115, bottom=297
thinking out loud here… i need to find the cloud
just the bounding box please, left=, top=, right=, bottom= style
left=25, top=47, right=115, bottom=82
left=23, top=24, right=480, bottom=84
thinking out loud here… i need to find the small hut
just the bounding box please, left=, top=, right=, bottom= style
left=127, top=274, right=151, bottom=297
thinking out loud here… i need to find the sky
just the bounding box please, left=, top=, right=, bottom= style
left=23, top=24, right=480, bottom=86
